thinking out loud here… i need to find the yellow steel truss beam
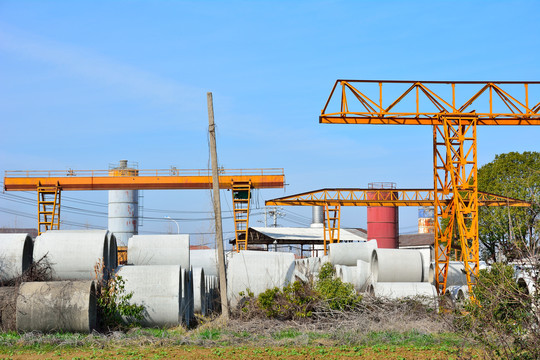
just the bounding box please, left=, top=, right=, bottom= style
left=37, top=184, right=61, bottom=235
left=3, top=168, right=284, bottom=191
left=232, top=181, right=252, bottom=252
left=320, top=80, right=540, bottom=125
left=265, top=188, right=530, bottom=207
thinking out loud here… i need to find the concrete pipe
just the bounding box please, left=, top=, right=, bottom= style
left=371, top=282, right=437, bottom=303
left=445, top=261, right=488, bottom=287
left=227, top=250, right=295, bottom=308
left=0, top=234, right=33, bottom=283
left=127, top=235, right=190, bottom=268
left=16, top=281, right=97, bottom=333
left=425, top=263, right=435, bottom=283
left=118, top=265, right=183, bottom=327
left=0, top=287, right=17, bottom=331
left=328, top=240, right=378, bottom=266
left=34, top=230, right=109, bottom=281
left=190, top=249, right=218, bottom=277
left=180, top=268, right=194, bottom=326
left=107, top=232, right=118, bottom=272
left=517, top=274, right=536, bottom=295
left=192, top=267, right=205, bottom=314
left=356, top=260, right=373, bottom=292
left=371, top=249, right=424, bottom=283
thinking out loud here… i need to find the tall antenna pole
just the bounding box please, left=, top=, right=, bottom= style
left=207, top=92, right=229, bottom=319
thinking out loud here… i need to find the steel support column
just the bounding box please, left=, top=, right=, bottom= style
left=434, top=115, right=479, bottom=295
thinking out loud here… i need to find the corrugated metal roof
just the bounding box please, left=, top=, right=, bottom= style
left=250, top=227, right=367, bottom=242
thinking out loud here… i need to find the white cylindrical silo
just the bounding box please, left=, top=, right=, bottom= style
left=0, top=234, right=34, bottom=282
left=108, top=160, right=139, bottom=247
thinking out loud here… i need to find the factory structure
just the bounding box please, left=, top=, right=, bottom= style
left=0, top=80, right=538, bottom=332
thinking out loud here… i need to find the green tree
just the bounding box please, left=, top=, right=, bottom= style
left=478, top=151, right=540, bottom=261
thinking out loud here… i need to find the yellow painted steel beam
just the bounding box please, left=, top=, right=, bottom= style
left=320, top=80, right=540, bottom=125
left=265, top=188, right=530, bottom=207
left=4, top=169, right=285, bottom=191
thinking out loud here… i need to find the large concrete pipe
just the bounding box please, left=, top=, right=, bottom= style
left=190, top=249, right=218, bottom=277
left=425, top=263, right=435, bottom=283
left=181, top=268, right=194, bottom=326
left=336, top=265, right=359, bottom=289
left=118, top=265, right=183, bottom=327
left=445, top=261, right=488, bottom=286
left=192, top=267, right=205, bottom=314
left=0, top=234, right=33, bottom=282
left=371, top=282, right=437, bottom=304
left=227, top=250, right=295, bottom=308
left=34, top=230, right=109, bottom=281
left=107, top=232, right=118, bottom=272
left=0, top=287, right=17, bottom=331
left=204, top=275, right=218, bottom=316
left=371, top=249, right=424, bottom=283
left=357, top=260, right=373, bottom=292
left=127, top=235, right=189, bottom=268
left=16, top=281, right=97, bottom=333
left=328, top=240, right=378, bottom=266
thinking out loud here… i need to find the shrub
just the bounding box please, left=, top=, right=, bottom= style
left=316, top=262, right=362, bottom=311
left=458, top=262, right=539, bottom=359
left=97, top=273, right=145, bottom=330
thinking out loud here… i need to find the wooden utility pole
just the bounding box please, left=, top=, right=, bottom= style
left=207, top=92, right=229, bottom=319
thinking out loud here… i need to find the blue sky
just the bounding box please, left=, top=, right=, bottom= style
left=1, top=1, right=539, bottom=245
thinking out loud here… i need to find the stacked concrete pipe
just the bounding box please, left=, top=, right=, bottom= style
left=371, top=248, right=424, bottom=283
left=0, top=287, right=18, bottom=331
left=127, top=235, right=190, bottom=268
left=328, top=240, right=378, bottom=266
left=192, top=267, right=205, bottom=315
left=370, top=282, right=438, bottom=306
left=190, top=249, right=218, bottom=277
left=118, top=265, right=183, bottom=327
left=227, top=250, right=295, bottom=308
left=34, top=230, right=110, bottom=281
left=181, top=268, right=194, bottom=326
left=0, top=234, right=34, bottom=283
left=16, top=280, right=97, bottom=333
left=204, top=275, right=218, bottom=316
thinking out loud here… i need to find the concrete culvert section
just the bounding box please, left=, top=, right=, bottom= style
left=446, top=261, right=488, bottom=287
left=0, top=234, right=34, bottom=283
left=107, top=232, right=118, bottom=272
left=33, top=230, right=109, bottom=281
left=328, top=240, right=378, bottom=266
left=117, top=265, right=183, bottom=328
left=371, top=248, right=424, bottom=283
left=227, top=250, right=295, bottom=308
left=16, top=281, right=97, bottom=333
left=128, top=235, right=190, bottom=268
left=0, top=287, right=18, bottom=331
left=372, top=282, right=438, bottom=305
left=192, top=267, right=205, bottom=314
left=190, top=249, right=218, bottom=277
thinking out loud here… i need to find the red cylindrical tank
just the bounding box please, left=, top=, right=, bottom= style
left=367, top=182, right=399, bottom=248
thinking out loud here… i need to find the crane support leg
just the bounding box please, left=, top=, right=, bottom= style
left=323, top=204, right=341, bottom=255
left=434, top=116, right=479, bottom=295
left=232, top=181, right=251, bottom=252
left=37, top=184, right=61, bottom=235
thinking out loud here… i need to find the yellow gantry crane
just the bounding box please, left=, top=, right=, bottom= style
left=315, top=80, right=539, bottom=295
left=3, top=168, right=285, bottom=251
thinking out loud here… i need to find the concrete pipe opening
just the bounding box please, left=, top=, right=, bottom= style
left=0, top=234, right=34, bottom=282
left=371, top=249, right=424, bottom=283
left=16, top=281, right=97, bottom=333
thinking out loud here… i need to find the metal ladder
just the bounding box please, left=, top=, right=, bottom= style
left=232, top=181, right=251, bottom=252
left=323, top=204, right=341, bottom=255
left=37, top=184, right=61, bottom=235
